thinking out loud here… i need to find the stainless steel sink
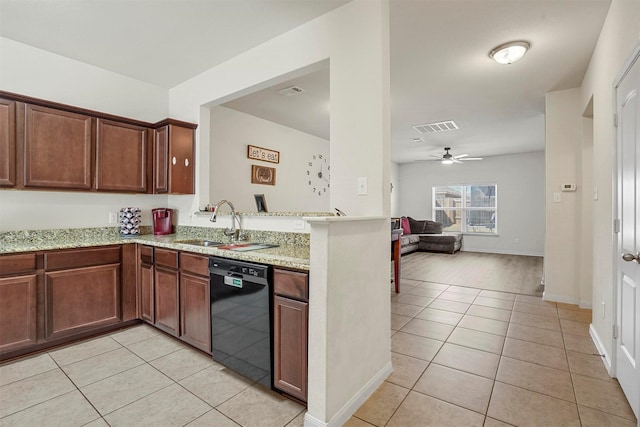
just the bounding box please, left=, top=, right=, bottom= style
left=175, top=239, right=278, bottom=251
left=175, top=239, right=225, bottom=247
left=221, top=243, right=279, bottom=252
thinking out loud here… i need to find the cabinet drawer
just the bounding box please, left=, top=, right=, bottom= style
left=139, top=245, right=153, bottom=264
left=274, top=268, right=308, bottom=301
left=0, top=253, right=36, bottom=276
left=44, top=246, right=120, bottom=270
left=181, top=253, right=208, bottom=277
left=155, top=248, right=178, bottom=269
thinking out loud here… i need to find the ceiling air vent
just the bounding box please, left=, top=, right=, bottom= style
left=278, top=86, right=305, bottom=96
left=413, top=120, right=459, bottom=134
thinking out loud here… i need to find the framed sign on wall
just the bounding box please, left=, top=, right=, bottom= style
left=251, top=165, right=276, bottom=185
left=247, top=145, right=280, bottom=164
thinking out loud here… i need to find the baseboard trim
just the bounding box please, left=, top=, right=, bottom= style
left=589, top=323, right=612, bottom=375
left=461, top=248, right=544, bottom=257
left=304, top=361, right=393, bottom=427
left=578, top=299, right=593, bottom=309
left=542, top=291, right=580, bottom=305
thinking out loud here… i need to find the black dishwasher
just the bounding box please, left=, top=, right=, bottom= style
left=209, top=257, right=273, bottom=388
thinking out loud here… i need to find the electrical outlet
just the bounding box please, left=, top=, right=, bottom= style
left=108, top=212, right=117, bottom=224
left=293, top=220, right=305, bottom=230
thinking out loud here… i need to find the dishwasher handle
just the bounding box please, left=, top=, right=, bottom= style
left=224, top=273, right=244, bottom=288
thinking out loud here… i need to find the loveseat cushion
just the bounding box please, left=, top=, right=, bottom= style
left=401, top=217, right=411, bottom=235
left=407, top=217, right=443, bottom=234
left=402, top=235, right=421, bottom=245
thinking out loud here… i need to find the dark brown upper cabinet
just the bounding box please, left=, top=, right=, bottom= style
left=20, top=103, right=93, bottom=190
left=0, top=98, right=16, bottom=187
left=154, top=122, right=195, bottom=194
left=95, top=119, right=151, bottom=192
left=0, top=91, right=197, bottom=194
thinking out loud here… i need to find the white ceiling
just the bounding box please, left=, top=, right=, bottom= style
left=0, top=0, right=612, bottom=164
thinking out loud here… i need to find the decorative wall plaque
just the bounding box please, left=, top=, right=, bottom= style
left=247, top=145, right=280, bottom=164
left=251, top=165, right=276, bottom=185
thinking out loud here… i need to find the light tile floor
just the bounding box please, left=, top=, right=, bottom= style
left=0, top=326, right=305, bottom=427
left=347, top=278, right=637, bottom=426
left=1, top=277, right=637, bottom=426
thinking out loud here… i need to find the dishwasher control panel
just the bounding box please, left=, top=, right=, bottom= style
left=209, top=257, right=270, bottom=285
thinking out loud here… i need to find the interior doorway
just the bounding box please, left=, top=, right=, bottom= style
left=613, top=42, right=640, bottom=420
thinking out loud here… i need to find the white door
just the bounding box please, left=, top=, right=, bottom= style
left=615, top=43, right=640, bottom=420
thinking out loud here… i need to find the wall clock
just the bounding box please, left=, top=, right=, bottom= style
left=306, top=154, right=329, bottom=196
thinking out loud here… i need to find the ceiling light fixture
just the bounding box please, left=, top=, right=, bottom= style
left=489, top=41, right=530, bottom=65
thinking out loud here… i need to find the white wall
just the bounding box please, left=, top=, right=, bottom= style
left=0, top=38, right=168, bottom=122
left=209, top=106, right=330, bottom=213
left=579, top=116, right=594, bottom=308
left=390, top=161, right=400, bottom=217
left=544, top=88, right=582, bottom=305
left=398, top=151, right=545, bottom=256
left=169, top=1, right=391, bottom=424
left=578, top=0, right=640, bottom=365
left=0, top=37, right=172, bottom=231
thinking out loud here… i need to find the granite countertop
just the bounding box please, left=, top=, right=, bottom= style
left=0, top=226, right=310, bottom=270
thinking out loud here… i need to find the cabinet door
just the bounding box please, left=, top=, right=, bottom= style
left=140, top=262, right=154, bottom=323
left=45, top=264, right=121, bottom=340
left=0, top=98, right=16, bottom=187
left=23, top=104, right=93, bottom=189
left=180, top=272, right=211, bottom=353
left=95, top=119, right=149, bottom=192
left=0, top=274, right=37, bottom=353
left=154, top=266, right=179, bottom=336
left=168, top=125, right=194, bottom=194
left=153, top=126, right=169, bottom=193
left=273, top=295, right=308, bottom=402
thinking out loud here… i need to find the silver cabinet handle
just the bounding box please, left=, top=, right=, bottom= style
left=622, top=253, right=640, bottom=262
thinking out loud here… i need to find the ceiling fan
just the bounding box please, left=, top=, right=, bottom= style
left=424, top=147, right=483, bottom=164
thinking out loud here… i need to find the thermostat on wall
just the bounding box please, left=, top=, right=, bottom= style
left=561, top=184, right=577, bottom=192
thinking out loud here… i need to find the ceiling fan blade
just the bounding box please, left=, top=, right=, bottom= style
left=454, top=153, right=469, bottom=159
left=428, top=154, right=442, bottom=159
left=460, top=157, right=483, bottom=161
left=452, top=159, right=463, bottom=164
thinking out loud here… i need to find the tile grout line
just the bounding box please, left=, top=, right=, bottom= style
left=49, top=349, right=112, bottom=426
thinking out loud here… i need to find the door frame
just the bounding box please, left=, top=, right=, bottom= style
left=611, top=39, right=639, bottom=391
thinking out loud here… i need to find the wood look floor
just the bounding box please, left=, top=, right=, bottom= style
left=400, top=251, right=544, bottom=296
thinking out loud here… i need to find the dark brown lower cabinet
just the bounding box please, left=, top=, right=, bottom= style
left=180, top=272, right=211, bottom=352
left=139, top=262, right=154, bottom=323
left=274, top=295, right=308, bottom=401
left=45, top=263, right=121, bottom=340
left=154, top=265, right=180, bottom=336
left=273, top=268, right=309, bottom=402
left=1, top=247, right=129, bottom=361
left=0, top=274, right=37, bottom=353
left=138, top=245, right=154, bottom=323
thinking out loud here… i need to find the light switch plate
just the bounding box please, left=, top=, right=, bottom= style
left=357, top=177, right=368, bottom=195
left=553, top=192, right=561, bottom=203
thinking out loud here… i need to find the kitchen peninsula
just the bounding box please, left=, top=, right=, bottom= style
left=0, top=222, right=313, bottom=402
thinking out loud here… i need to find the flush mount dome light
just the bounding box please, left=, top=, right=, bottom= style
left=489, top=41, right=530, bottom=64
